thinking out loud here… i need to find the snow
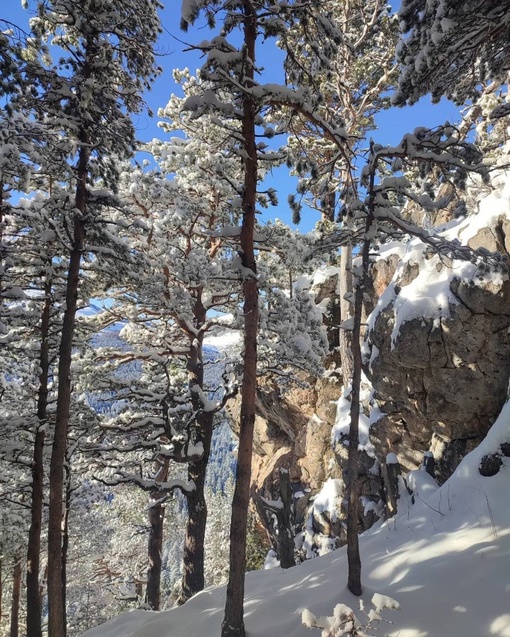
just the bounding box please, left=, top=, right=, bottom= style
left=386, top=452, right=398, bottom=465
left=332, top=375, right=377, bottom=454
left=453, top=172, right=510, bottom=248
left=203, top=328, right=241, bottom=353
left=82, top=397, right=510, bottom=637
left=263, top=550, right=280, bottom=570
left=311, top=478, right=342, bottom=522
left=312, top=265, right=340, bottom=286
left=368, top=167, right=510, bottom=348
left=405, top=467, right=439, bottom=500
left=368, top=238, right=477, bottom=348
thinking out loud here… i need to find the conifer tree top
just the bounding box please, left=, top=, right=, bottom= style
left=395, top=0, right=510, bottom=105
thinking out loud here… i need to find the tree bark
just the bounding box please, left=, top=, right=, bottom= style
left=221, top=5, right=258, bottom=636
left=26, top=281, right=51, bottom=637
left=346, top=171, right=374, bottom=597
left=177, top=418, right=212, bottom=604
left=61, top=467, right=72, bottom=637
left=346, top=250, right=364, bottom=597
left=339, top=245, right=353, bottom=387
left=10, top=557, right=22, bottom=637
left=276, top=469, right=295, bottom=569
left=145, top=501, right=165, bottom=610
left=47, top=133, right=89, bottom=637
left=145, top=458, right=169, bottom=611
left=177, top=298, right=210, bottom=603
left=252, top=469, right=295, bottom=569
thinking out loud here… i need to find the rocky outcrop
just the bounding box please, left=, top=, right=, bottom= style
left=366, top=234, right=510, bottom=483
left=228, top=199, right=510, bottom=559
left=227, top=375, right=342, bottom=495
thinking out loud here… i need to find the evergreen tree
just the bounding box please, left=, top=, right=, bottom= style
left=24, top=2, right=162, bottom=634
left=284, top=0, right=398, bottom=387
left=395, top=0, right=510, bottom=106
left=180, top=2, right=347, bottom=634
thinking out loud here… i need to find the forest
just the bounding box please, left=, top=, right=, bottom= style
left=1, top=1, right=510, bottom=637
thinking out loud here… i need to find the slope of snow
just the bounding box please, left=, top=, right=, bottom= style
left=82, top=399, right=510, bottom=637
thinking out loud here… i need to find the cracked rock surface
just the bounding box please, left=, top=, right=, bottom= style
left=367, top=245, right=510, bottom=483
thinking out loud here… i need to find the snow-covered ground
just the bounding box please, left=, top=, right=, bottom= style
left=82, top=399, right=510, bottom=637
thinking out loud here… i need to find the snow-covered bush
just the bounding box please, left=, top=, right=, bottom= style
left=302, top=594, right=400, bottom=637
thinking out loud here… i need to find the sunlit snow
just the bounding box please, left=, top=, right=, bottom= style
left=81, top=399, right=510, bottom=637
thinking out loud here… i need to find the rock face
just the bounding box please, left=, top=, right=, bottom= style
left=228, top=376, right=342, bottom=496
left=229, top=205, right=510, bottom=558
left=367, top=233, right=510, bottom=483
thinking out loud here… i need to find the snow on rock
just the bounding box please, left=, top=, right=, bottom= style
left=366, top=173, right=510, bottom=479
left=386, top=452, right=398, bottom=465
left=204, top=327, right=242, bottom=355
left=311, top=265, right=340, bottom=287
left=405, top=466, right=439, bottom=500
left=367, top=237, right=477, bottom=348
left=332, top=374, right=379, bottom=454
left=311, top=478, right=343, bottom=522
left=263, top=549, right=280, bottom=570
left=369, top=168, right=510, bottom=348
left=300, top=478, right=344, bottom=559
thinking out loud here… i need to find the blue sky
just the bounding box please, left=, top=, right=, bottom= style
left=3, top=2, right=464, bottom=232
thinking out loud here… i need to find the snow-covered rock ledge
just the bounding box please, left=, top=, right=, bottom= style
left=365, top=179, right=510, bottom=482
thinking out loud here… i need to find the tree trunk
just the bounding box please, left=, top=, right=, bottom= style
left=61, top=468, right=72, bottom=637
left=346, top=252, right=364, bottom=597
left=145, top=458, right=169, bottom=611
left=177, top=297, right=212, bottom=605
left=177, top=412, right=213, bottom=604
left=145, top=501, right=165, bottom=610
left=26, top=428, right=46, bottom=637
left=339, top=245, right=353, bottom=387
left=26, top=282, right=51, bottom=637
left=252, top=469, right=295, bottom=569
left=221, top=5, right=258, bottom=636
left=47, top=136, right=89, bottom=637
left=10, top=557, right=22, bottom=637
left=346, top=173, right=374, bottom=597
left=277, top=469, right=295, bottom=569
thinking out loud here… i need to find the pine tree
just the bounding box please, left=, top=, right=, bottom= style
left=24, top=2, right=162, bottom=634
left=284, top=0, right=398, bottom=387
left=338, top=122, right=504, bottom=595
left=180, top=2, right=348, bottom=634
left=87, top=125, right=240, bottom=606
left=395, top=0, right=510, bottom=106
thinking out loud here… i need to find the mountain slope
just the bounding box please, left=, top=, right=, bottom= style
left=81, top=398, right=510, bottom=637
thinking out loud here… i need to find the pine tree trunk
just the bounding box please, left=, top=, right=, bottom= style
left=0, top=555, right=3, bottom=627
left=145, top=459, right=169, bottom=611
left=10, top=557, right=22, bottom=637
left=61, top=470, right=72, bottom=637
left=177, top=413, right=213, bottom=604
left=221, top=5, right=258, bottom=636
left=177, top=299, right=211, bottom=604
left=145, top=502, right=165, bottom=610
left=277, top=469, right=295, bottom=569
left=339, top=245, right=353, bottom=387
left=346, top=274, right=363, bottom=596
left=346, top=175, right=374, bottom=597
left=47, top=137, right=89, bottom=637
left=26, top=283, right=51, bottom=637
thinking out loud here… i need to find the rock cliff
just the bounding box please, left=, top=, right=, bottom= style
left=232, top=176, right=510, bottom=560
